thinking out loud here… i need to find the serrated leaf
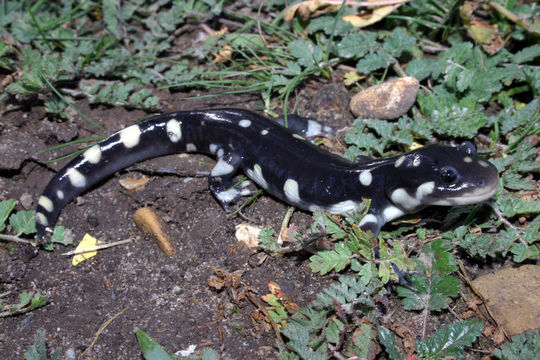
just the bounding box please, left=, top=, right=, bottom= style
left=9, top=210, right=36, bottom=235
left=201, top=348, right=220, bottom=360
left=0, top=199, right=16, bottom=232
left=259, top=226, right=278, bottom=252
left=513, top=44, right=540, bottom=64
left=24, top=329, right=47, bottom=360
left=51, top=226, right=72, bottom=246
left=356, top=51, right=391, bottom=74
left=406, top=58, right=436, bottom=81
left=289, top=40, right=323, bottom=68
left=336, top=32, right=377, bottom=59
left=349, top=322, right=379, bottom=359
left=102, top=0, right=122, bottom=38
left=378, top=326, right=402, bottom=360
left=493, top=329, right=540, bottom=360
left=134, top=327, right=172, bottom=360
left=398, top=239, right=459, bottom=311
left=309, top=242, right=352, bottom=275
left=496, top=193, right=540, bottom=217
left=382, top=28, right=416, bottom=57
left=416, top=319, right=483, bottom=359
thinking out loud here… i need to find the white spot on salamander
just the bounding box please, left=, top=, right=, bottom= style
left=416, top=181, right=435, bottom=199
left=359, top=170, right=372, bottom=186
left=119, top=125, right=141, bottom=148
left=246, top=164, right=268, bottom=189
left=390, top=188, right=419, bottom=211
left=36, top=212, right=48, bottom=226
left=382, top=205, right=405, bottom=223
left=186, top=143, right=197, bottom=152
left=56, top=190, right=64, bottom=200
left=66, top=168, right=87, bottom=188
left=239, top=119, right=251, bottom=128
left=463, top=156, right=472, bottom=163
left=306, top=120, right=322, bottom=137
left=359, top=214, right=378, bottom=228
left=292, top=133, right=305, bottom=141
left=211, top=158, right=234, bottom=177
left=209, top=144, right=218, bottom=154
left=83, top=144, right=102, bottom=164
left=283, top=179, right=300, bottom=203
left=394, top=155, right=405, bottom=168
left=478, top=160, right=490, bottom=167
left=261, top=129, right=269, bottom=135
left=38, top=196, right=54, bottom=213
left=216, top=148, right=224, bottom=158
left=326, top=200, right=358, bottom=214
left=166, top=119, right=182, bottom=143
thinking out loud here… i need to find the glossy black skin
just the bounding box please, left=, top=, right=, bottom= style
left=35, top=109, right=499, bottom=241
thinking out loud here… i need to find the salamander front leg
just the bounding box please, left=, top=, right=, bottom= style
left=208, top=152, right=256, bottom=211
left=359, top=211, right=416, bottom=289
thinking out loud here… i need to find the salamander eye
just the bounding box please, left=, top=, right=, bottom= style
left=440, top=166, right=458, bottom=183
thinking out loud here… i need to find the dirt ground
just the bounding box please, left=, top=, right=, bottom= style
left=0, top=89, right=353, bottom=359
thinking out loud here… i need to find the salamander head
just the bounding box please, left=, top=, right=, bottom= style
left=387, top=141, right=499, bottom=212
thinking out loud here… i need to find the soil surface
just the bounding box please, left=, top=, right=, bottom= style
left=0, top=89, right=347, bottom=359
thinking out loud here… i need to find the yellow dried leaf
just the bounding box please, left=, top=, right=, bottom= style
left=343, top=70, right=363, bottom=86
left=214, top=44, right=232, bottom=63
left=72, top=234, right=101, bottom=266
left=342, top=4, right=400, bottom=28
left=284, top=1, right=340, bottom=22
left=118, top=176, right=149, bottom=191
left=235, top=223, right=263, bottom=249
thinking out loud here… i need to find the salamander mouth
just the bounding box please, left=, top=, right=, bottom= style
left=427, top=182, right=498, bottom=206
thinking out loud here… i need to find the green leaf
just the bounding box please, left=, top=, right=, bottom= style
left=30, top=292, right=48, bottom=310
left=496, top=193, right=540, bottom=217
left=349, top=322, right=379, bottom=359
left=289, top=40, right=323, bottom=68
left=503, top=172, right=536, bottom=191
left=309, top=242, right=352, bottom=275
left=406, top=58, right=436, bottom=81
left=356, top=51, right=391, bottom=74
left=0, top=199, right=16, bottom=232
left=24, top=329, right=47, bottom=360
left=513, top=44, right=540, bottom=64
left=382, top=28, right=416, bottom=57
left=416, top=319, right=483, bottom=359
left=378, top=326, right=403, bottom=360
left=336, top=32, right=377, bottom=59
left=493, top=329, right=540, bottom=360
left=51, top=226, right=72, bottom=246
left=9, top=210, right=36, bottom=235
left=102, top=0, right=122, bottom=38
left=200, top=348, right=220, bottom=360
left=134, top=328, right=172, bottom=360
left=259, top=226, right=278, bottom=253
left=397, top=239, right=459, bottom=311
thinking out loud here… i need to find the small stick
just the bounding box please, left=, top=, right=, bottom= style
left=61, top=239, right=132, bottom=256
left=79, top=306, right=130, bottom=359
left=277, top=207, right=296, bottom=245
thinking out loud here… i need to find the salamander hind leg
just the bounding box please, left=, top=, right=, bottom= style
left=208, top=151, right=257, bottom=211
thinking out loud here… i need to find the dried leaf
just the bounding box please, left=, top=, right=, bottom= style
left=118, top=176, right=149, bottom=191
left=133, top=207, right=175, bottom=256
